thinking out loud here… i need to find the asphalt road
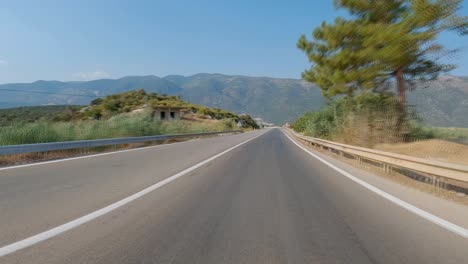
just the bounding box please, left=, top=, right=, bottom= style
left=0, top=128, right=467, bottom=263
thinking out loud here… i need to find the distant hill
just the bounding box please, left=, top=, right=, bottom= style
left=0, top=90, right=258, bottom=129
left=0, top=74, right=325, bottom=124
left=407, top=75, right=468, bottom=127
left=1, top=73, right=467, bottom=126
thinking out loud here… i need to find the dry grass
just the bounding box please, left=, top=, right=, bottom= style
left=374, top=139, right=468, bottom=166
left=182, top=114, right=224, bottom=124
left=0, top=111, right=237, bottom=146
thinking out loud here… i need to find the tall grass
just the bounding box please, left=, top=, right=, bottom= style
left=0, top=112, right=233, bottom=146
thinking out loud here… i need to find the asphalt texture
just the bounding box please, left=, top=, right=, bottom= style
left=1, top=128, right=467, bottom=263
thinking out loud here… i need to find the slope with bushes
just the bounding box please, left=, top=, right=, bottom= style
left=290, top=93, right=468, bottom=165
left=79, top=89, right=257, bottom=128
left=291, top=93, right=468, bottom=147
left=0, top=105, right=82, bottom=126
left=0, top=90, right=258, bottom=146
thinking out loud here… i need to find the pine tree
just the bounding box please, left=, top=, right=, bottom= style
left=298, top=0, right=467, bottom=130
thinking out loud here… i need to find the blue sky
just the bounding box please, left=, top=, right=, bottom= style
left=0, top=0, right=467, bottom=84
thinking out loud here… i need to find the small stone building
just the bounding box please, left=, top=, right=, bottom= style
left=153, top=106, right=187, bottom=121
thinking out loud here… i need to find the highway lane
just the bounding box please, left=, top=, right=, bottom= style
left=1, top=128, right=468, bottom=263
left=0, top=130, right=265, bottom=247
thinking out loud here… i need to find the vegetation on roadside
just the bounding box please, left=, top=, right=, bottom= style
left=80, top=89, right=257, bottom=129
left=290, top=93, right=468, bottom=147
left=293, top=0, right=467, bottom=147
left=298, top=0, right=466, bottom=107
left=0, top=112, right=233, bottom=146
left=291, top=93, right=400, bottom=146
left=0, top=105, right=82, bottom=126
left=0, top=90, right=258, bottom=146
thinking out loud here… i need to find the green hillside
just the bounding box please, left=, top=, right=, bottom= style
left=0, top=90, right=258, bottom=146
left=407, top=76, right=468, bottom=127
left=80, top=89, right=258, bottom=129
left=0, top=105, right=82, bottom=126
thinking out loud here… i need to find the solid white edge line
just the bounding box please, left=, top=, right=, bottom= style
left=0, top=132, right=247, bottom=171
left=282, top=129, right=468, bottom=239
left=0, top=132, right=264, bottom=257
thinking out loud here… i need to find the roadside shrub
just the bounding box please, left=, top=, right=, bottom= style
left=291, top=93, right=408, bottom=146
left=0, top=110, right=237, bottom=146
left=407, top=124, right=436, bottom=140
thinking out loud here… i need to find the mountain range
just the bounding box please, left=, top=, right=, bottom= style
left=0, top=73, right=467, bottom=127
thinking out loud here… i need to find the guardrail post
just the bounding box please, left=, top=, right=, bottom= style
left=425, top=176, right=431, bottom=184
left=441, top=178, right=447, bottom=189
left=383, top=164, right=392, bottom=174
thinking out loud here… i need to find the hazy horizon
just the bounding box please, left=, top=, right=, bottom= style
left=0, top=72, right=466, bottom=85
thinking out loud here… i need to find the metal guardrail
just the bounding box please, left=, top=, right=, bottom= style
left=287, top=129, right=468, bottom=184
left=0, top=130, right=242, bottom=155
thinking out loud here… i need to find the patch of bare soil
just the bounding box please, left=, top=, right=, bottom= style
left=374, top=139, right=468, bottom=166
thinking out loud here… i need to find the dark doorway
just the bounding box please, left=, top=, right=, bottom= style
left=160, top=111, right=166, bottom=120
left=170, top=112, right=175, bottom=119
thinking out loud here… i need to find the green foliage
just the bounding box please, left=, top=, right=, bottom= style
left=292, top=92, right=468, bottom=146
left=82, top=89, right=152, bottom=119
left=0, top=89, right=258, bottom=145
left=238, top=115, right=259, bottom=129
left=0, top=122, right=62, bottom=145
left=407, top=123, right=436, bottom=140
left=192, top=107, right=258, bottom=128
left=296, top=0, right=467, bottom=142
left=77, top=89, right=257, bottom=128
left=291, top=93, right=405, bottom=145
left=292, top=109, right=336, bottom=138
left=0, top=105, right=81, bottom=126
left=298, top=0, right=467, bottom=99
left=83, top=88, right=195, bottom=119
left=90, top=98, right=103, bottom=105
left=0, top=111, right=237, bottom=146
